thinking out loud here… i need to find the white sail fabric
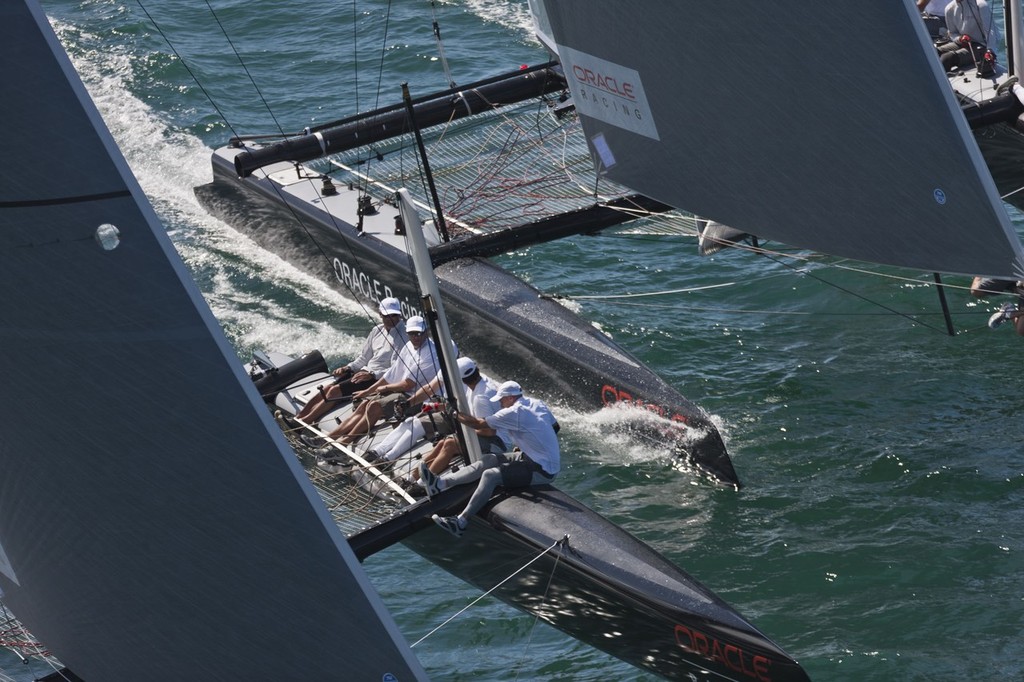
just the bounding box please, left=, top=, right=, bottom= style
left=0, top=2, right=425, bottom=680
left=542, top=1, right=1024, bottom=279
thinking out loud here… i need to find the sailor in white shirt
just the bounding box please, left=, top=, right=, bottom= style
left=421, top=380, right=560, bottom=537
left=315, top=315, right=442, bottom=451
left=294, top=297, right=407, bottom=425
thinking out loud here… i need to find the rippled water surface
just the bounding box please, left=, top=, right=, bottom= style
left=7, top=2, right=1022, bottom=680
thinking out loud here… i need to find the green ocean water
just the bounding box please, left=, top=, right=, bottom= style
left=8, top=1, right=1022, bottom=680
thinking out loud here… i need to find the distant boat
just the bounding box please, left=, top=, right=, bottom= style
left=0, top=1, right=424, bottom=679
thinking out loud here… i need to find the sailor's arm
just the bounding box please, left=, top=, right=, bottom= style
left=455, top=411, right=496, bottom=436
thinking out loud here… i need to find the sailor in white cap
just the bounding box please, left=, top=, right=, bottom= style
left=314, top=315, right=452, bottom=452
left=292, top=296, right=407, bottom=425
left=381, top=357, right=509, bottom=487
left=421, top=379, right=560, bottom=537
left=362, top=356, right=496, bottom=468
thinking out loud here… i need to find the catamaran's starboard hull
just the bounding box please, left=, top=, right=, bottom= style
left=198, top=147, right=739, bottom=485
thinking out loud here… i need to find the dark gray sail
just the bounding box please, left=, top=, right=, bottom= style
left=0, top=2, right=425, bottom=679
left=540, top=1, right=1024, bottom=280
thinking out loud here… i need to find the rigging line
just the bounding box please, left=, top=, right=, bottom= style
left=512, top=537, right=567, bottom=682
left=605, top=231, right=982, bottom=294
left=350, top=0, right=360, bottom=116
left=410, top=535, right=566, bottom=648
left=372, top=0, right=396, bottom=114
left=202, top=0, right=286, bottom=137
left=589, top=299, right=963, bottom=317
left=756, top=250, right=952, bottom=333
left=566, top=282, right=739, bottom=299
left=1001, top=180, right=1024, bottom=200
left=429, top=0, right=457, bottom=89
left=132, top=1, right=240, bottom=140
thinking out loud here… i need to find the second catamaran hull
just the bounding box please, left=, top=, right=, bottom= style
left=402, top=488, right=810, bottom=682
left=198, top=147, right=739, bottom=485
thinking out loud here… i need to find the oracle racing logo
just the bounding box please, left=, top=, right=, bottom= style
left=602, top=384, right=691, bottom=425
left=558, top=44, right=659, bottom=140
left=675, top=625, right=773, bottom=681
left=332, top=257, right=421, bottom=320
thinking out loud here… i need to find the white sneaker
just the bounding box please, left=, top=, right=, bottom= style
left=988, top=302, right=1017, bottom=329
left=432, top=514, right=465, bottom=538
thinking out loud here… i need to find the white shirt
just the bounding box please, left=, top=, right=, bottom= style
left=922, top=0, right=946, bottom=14
left=381, top=338, right=442, bottom=395
left=465, top=374, right=512, bottom=446
left=345, top=323, right=407, bottom=376
left=946, top=0, right=1000, bottom=47
left=485, top=396, right=560, bottom=475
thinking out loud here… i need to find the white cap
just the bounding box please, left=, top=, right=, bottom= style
left=406, top=316, right=426, bottom=333
left=490, top=380, right=522, bottom=401
left=378, top=297, right=402, bottom=316
left=457, top=357, right=477, bottom=379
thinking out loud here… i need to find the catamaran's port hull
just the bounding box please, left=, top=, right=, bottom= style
left=263, top=358, right=805, bottom=680
left=198, top=147, right=738, bottom=485
left=400, top=487, right=809, bottom=682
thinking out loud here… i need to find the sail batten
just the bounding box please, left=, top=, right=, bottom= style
left=541, top=1, right=1024, bottom=280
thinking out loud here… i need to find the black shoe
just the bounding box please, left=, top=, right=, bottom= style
left=997, top=75, right=1019, bottom=96
left=363, top=450, right=393, bottom=472
left=315, top=446, right=349, bottom=465
left=400, top=479, right=426, bottom=497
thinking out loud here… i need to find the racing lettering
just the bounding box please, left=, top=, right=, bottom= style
left=674, top=625, right=772, bottom=682
left=601, top=384, right=690, bottom=425
left=577, top=86, right=646, bottom=121
left=571, top=64, right=635, bottom=100
left=331, top=257, right=420, bottom=319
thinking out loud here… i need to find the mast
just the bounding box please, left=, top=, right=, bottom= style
left=402, top=82, right=450, bottom=242
left=397, top=189, right=483, bottom=465
left=1010, top=0, right=1024, bottom=77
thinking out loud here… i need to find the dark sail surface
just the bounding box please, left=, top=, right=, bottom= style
left=0, top=2, right=425, bottom=679
left=538, top=0, right=1024, bottom=279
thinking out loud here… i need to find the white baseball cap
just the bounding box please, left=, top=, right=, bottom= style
left=378, top=297, right=402, bottom=316
left=457, top=357, right=477, bottom=379
left=490, top=380, right=522, bottom=401
left=405, top=316, right=426, bottom=333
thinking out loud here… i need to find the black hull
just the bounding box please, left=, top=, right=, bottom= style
left=197, top=150, right=739, bottom=485
left=262, top=357, right=805, bottom=680
left=399, top=487, right=809, bottom=682
left=974, top=119, right=1024, bottom=213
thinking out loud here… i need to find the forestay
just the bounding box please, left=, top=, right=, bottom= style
left=538, top=1, right=1024, bottom=279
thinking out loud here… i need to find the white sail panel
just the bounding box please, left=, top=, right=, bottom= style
left=543, top=1, right=1024, bottom=279
left=0, top=2, right=425, bottom=680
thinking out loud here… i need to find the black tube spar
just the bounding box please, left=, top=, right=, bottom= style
left=232, top=65, right=567, bottom=178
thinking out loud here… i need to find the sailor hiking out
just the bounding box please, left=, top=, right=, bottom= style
left=422, top=380, right=559, bottom=537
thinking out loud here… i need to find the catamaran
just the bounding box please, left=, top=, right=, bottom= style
left=249, top=183, right=810, bottom=681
